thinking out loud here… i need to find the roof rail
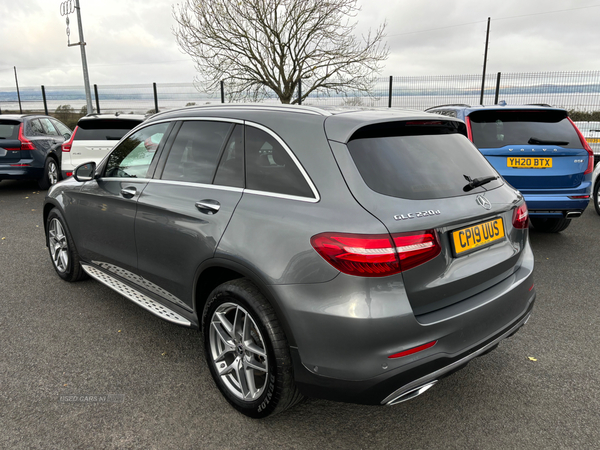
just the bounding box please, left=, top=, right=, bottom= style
left=525, top=103, right=552, bottom=107
left=424, top=104, right=470, bottom=111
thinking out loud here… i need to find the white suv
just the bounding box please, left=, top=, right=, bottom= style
left=61, top=113, right=145, bottom=178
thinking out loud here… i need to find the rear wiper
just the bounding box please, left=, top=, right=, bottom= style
left=528, top=137, right=569, bottom=146
left=463, top=174, right=498, bottom=192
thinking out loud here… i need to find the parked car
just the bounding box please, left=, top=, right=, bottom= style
left=61, top=113, right=145, bottom=179
left=592, top=161, right=600, bottom=215
left=573, top=121, right=600, bottom=165
left=0, top=114, right=72, bottom=189
left=427, top=104, right=593, bottom=232
left=43, top=105, right=535, bottom=418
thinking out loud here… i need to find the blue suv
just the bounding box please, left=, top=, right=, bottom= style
left=427, top=104, right=593, bottom=232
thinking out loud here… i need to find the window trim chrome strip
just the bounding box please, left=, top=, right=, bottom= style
left=147, top=179, right=244, bottom=193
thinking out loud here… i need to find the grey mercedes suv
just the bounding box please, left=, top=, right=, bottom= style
left=43, top=105, right=535, bottom=418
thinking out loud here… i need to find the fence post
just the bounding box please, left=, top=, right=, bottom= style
left=388, top=76, right=393, bottom=108
left=153, top=82, right=159, bottom=113
left=220, top=81, right=225, bottom=103
left=41, top=85, right=49, bottom=115
left=298, top=79, right=302, bottom=105
left=494, top=72, right=501, bottom=105
left=94, top=84, right=100, bottom=114
left=14, top=67, right=22, bottom=114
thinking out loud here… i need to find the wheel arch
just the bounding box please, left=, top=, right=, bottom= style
left=193, top=258, right=297, bottom=347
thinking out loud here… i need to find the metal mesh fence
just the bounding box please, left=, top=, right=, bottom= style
left=2, top=71, right=600, bottom=117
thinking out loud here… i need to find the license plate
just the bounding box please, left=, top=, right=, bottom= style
left=451, top=218, right=505, bottom=256
left=586, top=138, right=600, bottom=143
left=507, top=157, right=552, bottom=168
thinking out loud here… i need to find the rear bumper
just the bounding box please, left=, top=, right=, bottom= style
left=271, top=243, right=536, bottom=405
left=291, top=299, right=534, bottom=405
left=521, top=181, right=591, bottom=216
left=0, top=164, right=43, bottom=180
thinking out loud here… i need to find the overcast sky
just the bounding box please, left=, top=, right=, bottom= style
left=1, top=0, right=599, bottom=88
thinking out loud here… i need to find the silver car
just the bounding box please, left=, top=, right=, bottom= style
left=43, top=105, right=535, bottom=418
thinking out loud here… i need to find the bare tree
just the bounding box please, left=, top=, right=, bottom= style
left=172, top=0, right=388, bottom=104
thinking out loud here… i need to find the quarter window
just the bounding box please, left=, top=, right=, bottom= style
left=28, top=119, right=45, bottom=136
left=161, top=121, right=232, bottom=184
left=245, top=126, right=313, bottom=198
left=105, top=123, right=169, bottom=178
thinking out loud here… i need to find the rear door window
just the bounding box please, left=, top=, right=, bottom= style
left=245, top=126, right=314, bottom=198
left=161, top=120, right=232, bottom=184
left=50, top=119, right=71, bottom=138
left=347, top=120, right=501, bottom=200
left=469, top=110, right=582, bottom=149
left=75, top=119, right=142, bottom=141
left=213, top=124, right=244, bottom=188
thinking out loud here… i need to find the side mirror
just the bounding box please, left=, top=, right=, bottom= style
left=63, top=133, right=71, bottom=140
left=73, top=162, right=97, bottom=182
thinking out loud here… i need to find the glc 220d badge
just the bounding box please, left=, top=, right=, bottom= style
left=394, top=210, right=441, bottom=221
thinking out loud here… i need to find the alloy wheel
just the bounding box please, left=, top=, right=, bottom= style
left=208, top=302, right=269, bottom=401
left=48, top=160, right=59, bottom=185
left=49, top=218, right=69, bottom=272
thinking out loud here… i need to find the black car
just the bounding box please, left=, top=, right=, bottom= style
left=0, top=114, right=72, bottom=189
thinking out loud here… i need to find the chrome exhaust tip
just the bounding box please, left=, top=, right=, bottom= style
left=566, top=211, right=582, bottom=218
left=386, top=380, right=438, bottom=406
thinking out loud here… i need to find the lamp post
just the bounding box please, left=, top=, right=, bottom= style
left=60, top=0, right=93, bottom=114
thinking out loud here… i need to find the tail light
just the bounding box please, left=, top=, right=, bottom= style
left=465, top=116, right=473, bottom=141
left=311, top=230, right=441, bottom=277
left=4, top=124, right=35, bottom=151
left=62, top=126, right=78, bottom=152
left=512, top=203, right=529, bottom=229
left=568, top=118, right=594, bottom=175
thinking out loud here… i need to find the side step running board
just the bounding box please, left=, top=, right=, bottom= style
left=81, top=264, right=192, bottom=327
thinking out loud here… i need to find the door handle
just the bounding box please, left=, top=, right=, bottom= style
left=121, top=186, right=137, bottom=198
left=195, top=200, right=221, bottom=214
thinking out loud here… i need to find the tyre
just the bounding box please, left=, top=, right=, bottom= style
left=202, top=279, right=303, bottom=418
left=46, top=209, right=88, bottom=282
left=38, top=157, right=60, bottom=190
left=530, top=217, right=571, bottom=233
left=594, top=181, right=600, bottom=216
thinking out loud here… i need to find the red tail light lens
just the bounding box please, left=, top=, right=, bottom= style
left=392, top=230, right=441, bottom=272
left=568, top=118, right=594, bottom=175
left=62, top=126, right=78, bottom=152
left=512, top=203, right=529, bottom=229
left=465, top=115, right=473, bottom=141
left=4, top=124, right=37, bottom=151
left=311, top=230, right=440, bottom=277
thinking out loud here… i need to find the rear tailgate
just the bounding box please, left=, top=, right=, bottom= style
left=327, top=119, right=527, bottom=316
left=0, top=120, right=27, bottom=163
left=468, top=110, right=589, bottom=190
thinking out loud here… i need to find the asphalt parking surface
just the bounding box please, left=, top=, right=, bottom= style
left=1, top=179, right=599, bottom=450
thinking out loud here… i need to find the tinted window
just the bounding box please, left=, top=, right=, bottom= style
left=162, top=121, right=232, bottom=184
left=245, top=126, right=313, bottom=198
left=105, top=123, right=169, bottom=178
left=50, top=119, right=71, bottom=137
left=75, top=119, right=143, bottom=141
left=470, top=110, right=582, bottom=149
left=0, top=120, right=20, bottom=139
left=28, top=119, right=45, bottom=136
left=347, top=121, right=501, bottom=200
left=214, top=124, right=244, bottom=188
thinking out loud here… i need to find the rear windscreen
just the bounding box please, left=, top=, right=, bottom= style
left=469, top=110, right=581, bottom=149
left=0, top=120, right=20, bottom=139
left=347, top=121, right=502, bottom=200
left=74, top=119, right=142, bottom=141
